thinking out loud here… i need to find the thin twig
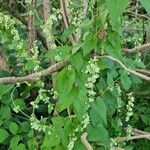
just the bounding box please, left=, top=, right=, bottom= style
left=60, top=0, right=76, bottom=44
left=0, top=62, right=67, bottom=84
left=98, top=55, right=150, bottom=81
left=81, top=132, right=93, bottom=150
left=123, top=17, right=140, bottom=32
left=125, top=11, right=150, bottom=20
left=28, top=0, right=36, bottom=54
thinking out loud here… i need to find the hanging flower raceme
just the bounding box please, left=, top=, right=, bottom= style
left=67, top=57, right=100, bottom=150
left=41, top=8, right=61, bottom=49
left=126, top=92, right=135, bottom=122
left=85, top=56, right=100, bottom=102
left=0, top=12, right=27, bottom=67
left=125, top=92, right=135, bottom=136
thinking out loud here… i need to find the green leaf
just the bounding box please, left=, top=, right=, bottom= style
left=73, top=88, right=88, bottom=121
left=11, top=98, right=26, bottom=110
left=141, top=115, right=150, bottom=126
left=0, top=84, right=14, bottom=99
left=62, top=26, right=76, bottom=41
left=24, top=60, right=38, bottom=71
left=70, top=53, right=83, bottom=71
left=10, top=135, right=21, bottom=149
left=102, top=40, right=122, bottom=59
left=87, top=124, right=110, bottom=148
left=56, top=68, right=75, bottom=98
left=74, top=140, right=85, bottom=150
left=120, top=74, right=132, bottom=91
left=139, top=0, right=150, bottom=16
left=9, top=122, right=19, bottom=135
left=101, top=91, right=118, bottom=114
left=52, top=116, right=64, bottom=128
left=98, top=3, right=108, bottom=26
left=0, top=129, right=9, bottom=143
left=41, top=133, right=60, bottom=148
left=0, top=106, right=11, bottom=119
left=46, top=45, right=71, bottom=61
left=56, top=86, right=78, bottom=112
left=20, top=121, right=30, bottom=133
left=80, top=19, right=93, bottom=32
left=106, top=0, right=129, bottom=30
left=16, top=144, right=26, bottom=150
left=1, top=92, right=12, bottom=105
left=90, top=98, right=107, bottom=127
left=82, top=35, right=97, bottom=56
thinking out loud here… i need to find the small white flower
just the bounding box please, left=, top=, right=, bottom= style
left=13, top=105, right=20, bottom=113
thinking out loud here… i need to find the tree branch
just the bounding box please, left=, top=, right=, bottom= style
left=132, top=129, right=150, bottom=140
left=135, top=69, right=150, bottom=76
left=123, top=43, right=150, bottom=53
left=28, top=0, right=36, bottom=53
left=0, top=62, right=67, bottom=84
left=117, top=134, right=150, bottom=142
left=98, top=55, right=150, bottom=81
left=0, top=54, right=150, bottom=84
left=43, top=0, right=54, bottom=50
left=81, top=132, right=93, bottom=150
left=83, top=0, right=89, bottom=19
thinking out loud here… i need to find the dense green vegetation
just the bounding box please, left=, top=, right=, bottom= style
left=0, top=0, right=150, bottom=149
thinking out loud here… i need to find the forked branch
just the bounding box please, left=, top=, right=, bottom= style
left=0, top=62, right=67, bottom=84
left=98, top=55, right=150, bottom=81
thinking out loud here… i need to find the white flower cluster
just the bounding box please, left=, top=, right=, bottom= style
left=125, top=93, right=134, bottom=122
left=13, top=105, right=20, bottom=113
left=0, top=12, right=27, bottom=65
left=0, top=13, right=23, bottom=47
left=30, top=115, right=47, bottom=132
left=27, top=41, right=40, bottom=71
left=50, top=88, right=59, bottom=100
left=68, top=1, right=83, bottom=27
left=67, top=113, right=90, bottom=150
left=68, top=0, right=84, bottom=40
left=42, top=8, right=61, bottom=46
left=25, top=0, right=32, bottom=4
left=85, top=57, right=100, bottom=102
left=89, top=0, right=96, bottom=13
left=74, top=113, right=90, bottom=133
left=54, top=49, right=63, bottom=61
left=110, top=138, right=118, bottom=150
left=126, top=124, right=133, bottom=136
left=135, top=52, right=142, bottom=63
left=30, top=114, right=52, bottom=134
left=125, top=93, right=134, bottom=136
left=116, top=83, right=122, bottom=112
left=30, top=101, right=39, bottom=109
left=67, top=133, right=77, bottom=150
left=67, top=57, right=99, bottom=150
left=31, top=88, right=51, bottom=107
left=81, top=114, right=90, bottom=129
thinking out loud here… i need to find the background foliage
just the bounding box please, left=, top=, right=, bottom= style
left=0, top=0, right=150, bottom=150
